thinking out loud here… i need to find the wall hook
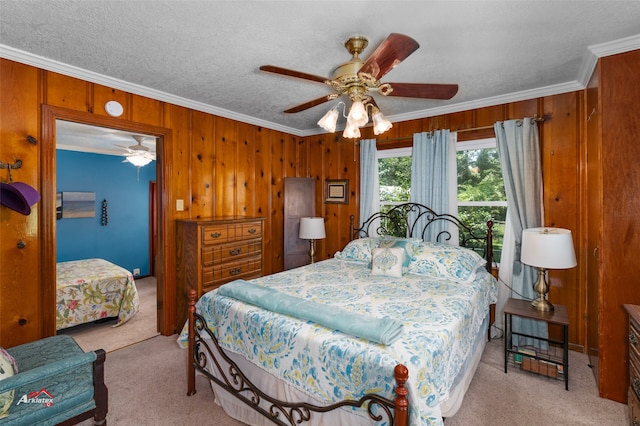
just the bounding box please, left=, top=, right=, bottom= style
left=0, top=159, right=22, bottom=182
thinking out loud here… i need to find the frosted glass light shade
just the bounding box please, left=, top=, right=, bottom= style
left=125, top=155, right=153, bottom=167
left=317, top=108, right=339, bottom=133
left=372, top=110, right=392, bottom=135
left=299, top=217, right=326, bottom=239
left=521, top=227, right=577, bottom=269
left=342, top=118, right=361, bottom=139
left=347, top=101, right=368, bottom=127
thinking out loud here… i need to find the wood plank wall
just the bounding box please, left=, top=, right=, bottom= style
left=0, top=57, right=583, bottom=350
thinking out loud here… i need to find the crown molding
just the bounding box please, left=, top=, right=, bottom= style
left=385, top=81, right=584, bottom=125
left=3, top=37, right=638, bottom=138
left=589, top=33, right=640, bottom=58
left=577, top=33, right=640, bottom=87
left=0, top=44, right=302, bottom=136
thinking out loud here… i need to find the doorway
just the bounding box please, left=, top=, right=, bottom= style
left=41, top=105, right=173, bottom=338
left=54, top=121, right=158, bottom=350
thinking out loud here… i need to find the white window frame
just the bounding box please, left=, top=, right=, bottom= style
left=456, top=137, right=508, bottom=209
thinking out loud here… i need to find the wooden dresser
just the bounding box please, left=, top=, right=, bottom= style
left=625, top=304, right=640, bottom=425
left=176, top=217, right=265, bottom=329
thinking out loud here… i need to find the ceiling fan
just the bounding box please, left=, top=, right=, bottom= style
left=115, top=135, right=156, bottom=167
left=260, top=33, right=458, bottom=136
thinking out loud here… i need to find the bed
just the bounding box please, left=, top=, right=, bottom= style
left=181, top=203, right=497, bottom=426
left=56, top=258, right=140, bottom=330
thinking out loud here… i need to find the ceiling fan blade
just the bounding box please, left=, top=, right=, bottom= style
left=260, top=65, right=328, bottom=84
left=283, top=95, right=333, bottom=113
left=358, top=33, right=420, bottom=80
left=383, top=83, right=459, bottom=100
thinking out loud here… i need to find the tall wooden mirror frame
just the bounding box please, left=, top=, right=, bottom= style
left=41, top=105, right=175, bottom=337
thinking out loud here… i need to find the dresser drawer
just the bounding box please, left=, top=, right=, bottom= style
left=630, top=316, right=640, bottom=368
left=202, top=225, right=232, bottom=244
left=202, top=239, right=261, bottom=266
left=202, top=256, right=262, bottom=290
left=631, top=357, right=640, bottom=403
left=238, top=221, right=262, bottom=240
left=630, top=387, right=640, bottom=426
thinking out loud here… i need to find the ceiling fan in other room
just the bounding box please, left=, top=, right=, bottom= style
left=116, top=135, right=156, bottom=167
left=260, top=33, right=458, bottom=138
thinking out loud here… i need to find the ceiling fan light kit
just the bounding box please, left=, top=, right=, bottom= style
left=261, top=33, right=458, bottom=138
left=116, top=135, right=156, bottom=168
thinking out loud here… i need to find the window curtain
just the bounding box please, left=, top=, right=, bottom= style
left=359, top=139, right=380, bottom=230
left=410, top=130, right=457, bottom=243
left=494, top=118, right=546, bottom=347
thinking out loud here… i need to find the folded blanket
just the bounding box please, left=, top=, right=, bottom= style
left=217, top=280, right=404, bottom=345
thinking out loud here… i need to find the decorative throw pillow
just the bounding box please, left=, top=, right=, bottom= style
left=334, top=237, right=380, bottom=264
left=407, top=241, right=486, bottom=283
left=371, top=247, right=405, bottom=277
left=0, top=347, right=18, bottom=419
left=378, top=237, right=420, bottom=269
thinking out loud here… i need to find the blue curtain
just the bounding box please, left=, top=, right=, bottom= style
left=359, top=139, right=379, bottom=229
left=495, top=118, right=546, bottom=347
left=410, top=130, right=454, bottom=242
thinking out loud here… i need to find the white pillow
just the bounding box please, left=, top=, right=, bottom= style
left=371, top=247, right=405, bottom=277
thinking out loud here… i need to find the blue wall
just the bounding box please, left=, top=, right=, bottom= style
left=56, top=150, right=156, bottom=276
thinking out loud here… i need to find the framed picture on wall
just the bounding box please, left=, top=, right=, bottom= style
left=324, top=179, right=349, bottom=204
left=61, top=192, right=96, bottom=218
left=56, top=192, right=62, bottom=220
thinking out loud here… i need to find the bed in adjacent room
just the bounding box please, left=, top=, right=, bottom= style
left=181, top=203, right=497, bottom=426
left=56, top=258, right=140, bottom=330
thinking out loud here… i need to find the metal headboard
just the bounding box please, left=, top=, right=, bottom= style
left=349, top=202, right=494, bottom=270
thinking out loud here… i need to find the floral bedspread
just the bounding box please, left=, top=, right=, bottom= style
left=56, top=258, right=140, bottom=330
left=178, top=259, right=497, bottom=425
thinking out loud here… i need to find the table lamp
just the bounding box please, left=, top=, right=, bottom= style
left=299, top=217, right=326, bottom=264
left=520, top=227, right=577, bottom=312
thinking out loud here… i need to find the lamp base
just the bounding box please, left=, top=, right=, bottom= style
left=531, top=267, right=554, bottom=312
left=531, top=298, right=554, bottom=312
left=308, top=239, right=316, bottom=264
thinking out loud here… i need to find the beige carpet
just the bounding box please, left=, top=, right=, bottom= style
left=77, top=335, right=627, bottom=425
left=58, top=276, right=159, bottom=353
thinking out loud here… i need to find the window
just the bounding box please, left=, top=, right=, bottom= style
left=377, top=139, right=507, bottom=263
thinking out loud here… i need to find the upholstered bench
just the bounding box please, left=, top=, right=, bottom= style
left=0, top=334, right=107, bottom=425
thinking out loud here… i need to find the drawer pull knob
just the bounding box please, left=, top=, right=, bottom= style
left=210, top=232, right=222, bottom=238
left=229, top=248, right=242, bottom=256
left=633, top=377, right=640, bottom=399
left=631, top=332, right=639, bottom=347
left=248, top=228, right=256, bottom=234
left=230, top=267, right=242, bottom=276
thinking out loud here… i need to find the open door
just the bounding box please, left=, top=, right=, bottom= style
left=284, top=177, right=316, bottom=270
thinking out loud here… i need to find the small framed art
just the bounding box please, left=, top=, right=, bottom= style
left=324, top=179, right=349, bottom=204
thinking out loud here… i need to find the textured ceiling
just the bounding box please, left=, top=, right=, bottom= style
left=2, top=0, right=640, bottom=148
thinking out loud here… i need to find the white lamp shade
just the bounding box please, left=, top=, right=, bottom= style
left=521, top=227, right=577, bottom=269
left=299, top=217, right=326, bottom=239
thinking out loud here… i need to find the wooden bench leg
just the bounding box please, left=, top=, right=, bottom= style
left=93, top=349, right=108, bottom=425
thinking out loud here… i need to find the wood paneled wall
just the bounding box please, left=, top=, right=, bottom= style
left=0, top=57, right=584, bottom=351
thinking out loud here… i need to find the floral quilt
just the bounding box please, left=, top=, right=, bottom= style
left=56, top=258, right=140, bottom=330
left=178, top=258, right=497, bottom=425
